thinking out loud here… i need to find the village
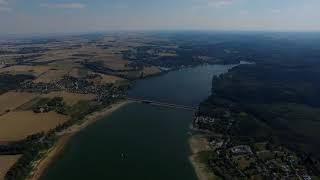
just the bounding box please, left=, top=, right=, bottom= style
left=20, top=74, right=128, bottom=102
left=192, top=107, right=317, bottom=180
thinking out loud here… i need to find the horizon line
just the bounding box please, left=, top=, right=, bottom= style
left=1, top=29, right=320, bottom=39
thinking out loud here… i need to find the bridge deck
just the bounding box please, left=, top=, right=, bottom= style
left=128, top=98, right=198, bottom=111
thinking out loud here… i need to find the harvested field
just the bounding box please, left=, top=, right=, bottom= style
left=100, top=74, right=124, bottom=84
left=0, top=65, right=51, bottom=77
left=104, top=60, right=130, bottom=70
left=96, top=54, right=131, bottom=70
left=68, top=68, right=88, bottom=78
left=0, top=155, right=21, bottom=180
left=32, top=50, right=75, bottom=63
left=0, top=92, right=39, bottom=115
left=89, top=73, right=124, bottom=85
left=143, top=66, right=161, bottom=77
left=33, top=69, right=67, bottom=83
left=41, top=91, right=95, bottom=106
left=0, top=111, right=68, bottom=141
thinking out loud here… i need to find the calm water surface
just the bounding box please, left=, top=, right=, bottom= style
left=129, top=64, right=235, bottom=106
left=41, top=64, right=234, bottom=180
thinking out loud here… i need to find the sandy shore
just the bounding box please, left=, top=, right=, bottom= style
left=189, top=135, right=217, bottom=180
left=28, top=135, right=72, bottom=180
left=59, top=100, right=131, bottom=135
left=27, top=100, right=130, bottom=180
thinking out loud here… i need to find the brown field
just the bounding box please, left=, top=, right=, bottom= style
left=33, top=69, right=67, bottom=83
left=41, top=91, right=95, bottom=106
left=89, top=73, right=124, bottom=85
left=0, top=65, right=51, bottom=77
left=99, top=55, right=131, bottom=70
left=0, top=155, right=21, bottom=180
left=32, top=49, right=75, bottom=63
left=68, top=68, right=88, bottom=78
left=143, top=66, right=161, bottom=77
left=0, top=111, right=68, bottom=141
left=48, top=59, right=82, bottom=69
left=0, top=92, right=39, bottom=115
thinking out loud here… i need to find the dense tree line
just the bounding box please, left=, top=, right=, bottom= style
left=5, top=132, right=57, bottom=180
left=0, top=74, right=34, bottom=95
left=202, top=62, right=320, bottom=159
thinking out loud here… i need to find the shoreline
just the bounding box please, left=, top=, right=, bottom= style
left=27, top=100, right=131, bottom=180
left=189, top=135, right=217, bottom=180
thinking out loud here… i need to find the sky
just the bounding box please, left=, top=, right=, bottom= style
left=0, top=0, right=320, bottom=34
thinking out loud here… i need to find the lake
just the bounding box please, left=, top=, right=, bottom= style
left=41, top=64, right=235, bottom=180
left=129, top=64, right=235, bottom=106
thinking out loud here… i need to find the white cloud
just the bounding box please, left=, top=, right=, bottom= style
left=0, top=0, right=11, bottom=12
left=270, top=9, right=281, bottom=14
left=0, top=0, right=8, bottom=5
left=40, top=3, right=86, bottom=9
left=207, top=0, right=233, bottom=8
left=192, top=0, right=234, bottom=11
left=113, top=3, right=129, bottom=10
left=191, top=0, right=234, bottom=11
left=239, top=10, right=249, bottom=15
left=0, top=6, right=11, bottom=12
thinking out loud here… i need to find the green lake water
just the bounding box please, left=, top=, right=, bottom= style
left=41, top=64, right=234, bottom=180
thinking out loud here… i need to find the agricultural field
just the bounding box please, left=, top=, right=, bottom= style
left=0, top=33, right=174, bottom=177
left=0, top=92, right=39, bottom=115
left=0, top=155, right=21, bottom=180
left=41, top=91, right=95, bottom=106
left=0, top=32, right=198, bottom=138
left=89, top=73, right=125, bottom=85
left=0, top=65, right=51, bottom=77
left=33, top=69, right=68, bottom=83
left=0, top=111, right=68, bottom=141
left=142, top=66, right=161, bottom=77
left=97, top=54, right=131, bottom=71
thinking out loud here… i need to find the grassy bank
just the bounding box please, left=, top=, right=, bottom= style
left=189, top=135, right=219, bottom=180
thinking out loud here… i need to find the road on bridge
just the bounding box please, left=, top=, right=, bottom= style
left=128, top=98, right=198, bottom=111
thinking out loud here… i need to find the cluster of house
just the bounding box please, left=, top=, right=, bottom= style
left=230, top=145, right=253, bottom=155
left=192, top=115, right=215, bottom=130
left=229, top=145, right=312, bottom=179
left=20, top=75, right=123, bottom=100
left=209, top=138, right=224, bottom=150
left=21, top=81, right=60, bottom=93
left=193, top=106, right=317, bottom=179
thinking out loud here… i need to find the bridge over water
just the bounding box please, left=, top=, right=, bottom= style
left=128, top=98, right=198, bottom=111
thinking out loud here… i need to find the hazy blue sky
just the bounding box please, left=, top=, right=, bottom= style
left=0, top=0, right=320, bottom=34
